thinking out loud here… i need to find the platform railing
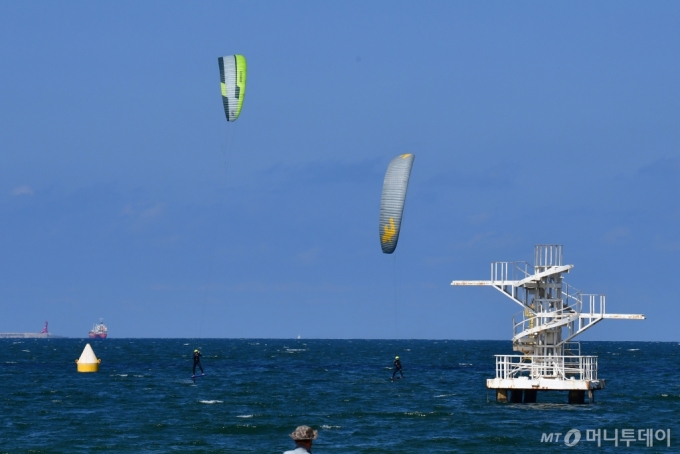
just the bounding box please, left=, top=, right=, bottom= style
left=494, top=355, right=598, bottom=381
left=563, top=341, right=581, bottom=356
left=582, top=294, right=605, bottom=317
left=490, top=261, right=531, bottom=282
left=561, top=282, right=583, bottom=309
left=534, top=244, right=563, bottom=270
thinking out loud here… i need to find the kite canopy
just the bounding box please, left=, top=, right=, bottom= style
left=379, top=154, right=415, bottom=254
left=218, top=54, right=247, bottom=121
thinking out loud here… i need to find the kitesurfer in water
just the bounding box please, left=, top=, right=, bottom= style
left=193, top=349, right=204, bottom=376
left=392, top=355, right=404, bottom=380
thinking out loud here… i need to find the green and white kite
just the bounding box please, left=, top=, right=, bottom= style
left=218, top=54, right=247, bottom=122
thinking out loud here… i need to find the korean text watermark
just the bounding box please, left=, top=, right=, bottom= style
left=541, top=428, right=671, bottom=447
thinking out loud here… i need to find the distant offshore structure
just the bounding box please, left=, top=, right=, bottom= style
left=452, top=245, right=644, bottom=404
left=89, top=319, right=108, bottom=339
left=0, top=321, right=65, bottom=339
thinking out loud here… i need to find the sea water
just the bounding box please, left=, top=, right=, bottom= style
left=0, top=339, right=678, bottom=453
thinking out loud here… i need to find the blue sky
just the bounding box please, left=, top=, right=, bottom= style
left=1, top=1, right=679, bottom=339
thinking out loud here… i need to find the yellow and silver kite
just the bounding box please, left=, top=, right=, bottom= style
left=218, top=54, right=247, bottom=121
left=379, top=154, right=415, bottom=254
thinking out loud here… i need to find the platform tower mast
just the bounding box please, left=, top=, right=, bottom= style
left=452, top=245, right=644, bottom=404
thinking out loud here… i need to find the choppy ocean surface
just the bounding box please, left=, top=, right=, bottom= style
left=1, top=339, right=678, bottom=453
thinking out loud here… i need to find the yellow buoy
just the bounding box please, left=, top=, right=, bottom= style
left=76, top=343, right=101, bottom=373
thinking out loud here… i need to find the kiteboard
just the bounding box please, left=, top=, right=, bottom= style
left=191, top=373, right=206, bottom=379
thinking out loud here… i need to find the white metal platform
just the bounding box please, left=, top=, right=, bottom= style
left=487, top=354, right=604, bottom=391
left=452, top=245, right=644, bottom=403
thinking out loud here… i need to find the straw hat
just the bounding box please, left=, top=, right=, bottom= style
left=290, top=425, right=318, bottom=441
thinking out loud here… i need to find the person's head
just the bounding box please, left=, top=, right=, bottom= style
left=194, top=349, right=199, bottom=353
left=395, top=356, right=399, bottom=360
left=290, top=425, right=317, bottom=448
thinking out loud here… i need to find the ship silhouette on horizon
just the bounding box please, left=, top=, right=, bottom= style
left=89, top=319, right=108, bottom=339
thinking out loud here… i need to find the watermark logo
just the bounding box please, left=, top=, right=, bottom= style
left=541, top=428, right=671, bottom=447
left=540, top=429, right=581, bottom=446
left=564, top=429, right=581, bottom=447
